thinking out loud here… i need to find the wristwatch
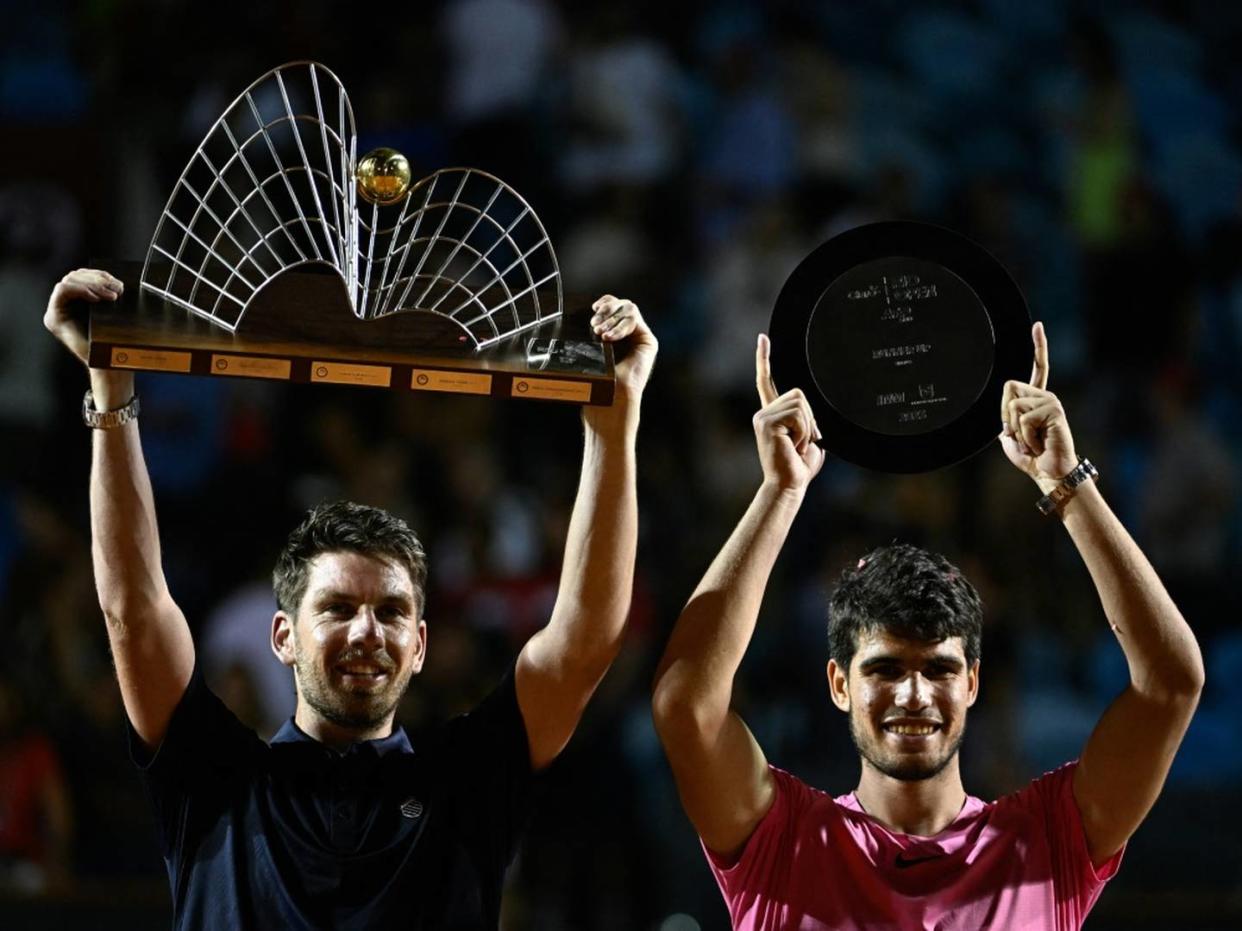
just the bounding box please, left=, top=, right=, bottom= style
left=82, top=390, right=140, bottom=429
left=1036, top=457, right=1098, bottom=516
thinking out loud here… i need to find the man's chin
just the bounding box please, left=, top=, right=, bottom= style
left=340, top=689, right=398, bottom=715
left=323, top=704, right=394, bottom=731
left=307, top=691, right=399, bottom=732
left=867, top=737, right=965, bottom=782
left=851, top=731, right=964, bottom=783
left=876, top=757, right=953, bottom=782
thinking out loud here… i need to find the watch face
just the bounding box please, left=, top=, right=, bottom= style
left=768, top=221, right=1031, bottom=473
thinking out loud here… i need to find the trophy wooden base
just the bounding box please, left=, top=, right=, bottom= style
left=88, top=263, right=615, bottom=406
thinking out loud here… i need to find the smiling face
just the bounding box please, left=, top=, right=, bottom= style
left=828, top=629, right=979, bottom=783
left=272, top=550, right=426, bottom=741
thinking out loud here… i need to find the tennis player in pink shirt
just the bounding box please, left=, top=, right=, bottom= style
left=652, top=324, right=1204, bottom=930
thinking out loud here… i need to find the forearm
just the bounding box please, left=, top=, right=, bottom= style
left=1056, top=481, right=1204, bottom=699
left=544, top=399, right=640, bottom=673
left=653, top=481, right=804, bottom=729
left=513, top=398, right=641, bottom=769
left=88, top=369, right=171, bottom=625
left=87, top=370, right=195, bottom=745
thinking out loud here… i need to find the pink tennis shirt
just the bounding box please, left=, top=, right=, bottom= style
left=704, top=762, right=1123, bottom=930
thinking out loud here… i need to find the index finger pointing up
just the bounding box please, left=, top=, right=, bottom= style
left=1030, top=321, right=1049, bottom=390
left=756, top=333, right=779, bottom=405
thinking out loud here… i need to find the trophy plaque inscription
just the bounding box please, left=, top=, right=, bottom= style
left=768, top=221, right=1032, bottom=472
left=87, top=61, right=613, bottom=405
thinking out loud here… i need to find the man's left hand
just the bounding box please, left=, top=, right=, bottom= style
left=999, top=321, right=1079, bottom=485
left=592, top=295, right=658, bottom=400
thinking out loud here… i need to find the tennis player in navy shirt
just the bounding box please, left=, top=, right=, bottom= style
left=46, top=269, right=658, bottom=929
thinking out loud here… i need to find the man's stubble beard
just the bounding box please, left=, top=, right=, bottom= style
left=292, top=633, right=413, bottom=731
left=848, top=710, right=967, bottom=783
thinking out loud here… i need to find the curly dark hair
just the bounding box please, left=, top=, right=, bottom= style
left=272, top=501, right=428, bottom=614
left=827, top=543, right=982, bottom=671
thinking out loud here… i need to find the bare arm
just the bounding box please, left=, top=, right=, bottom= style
left=515, top=296, right=657, bottom=771
left=1060, top=484, right=1201, bottom=864
left=46, top=270, right=195, bottom=749
left=1000, top=323, right=1204, bottom=867
left=651, top=335, right=824, bottom=859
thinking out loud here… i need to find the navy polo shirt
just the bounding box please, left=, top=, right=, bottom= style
left=129, top=665, right=535, bottom=929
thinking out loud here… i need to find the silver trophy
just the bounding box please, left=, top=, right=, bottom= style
left=89, top=62, right=613, bottom=404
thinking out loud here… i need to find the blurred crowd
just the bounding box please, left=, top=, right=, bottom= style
left=2, top=1, right=1241, bottom=928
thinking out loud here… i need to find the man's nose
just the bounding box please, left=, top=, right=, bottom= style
left=894, top=673, right=931, bottom=709
left=346, top=608, right=383, bottom=646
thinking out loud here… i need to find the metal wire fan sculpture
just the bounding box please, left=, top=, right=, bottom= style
left=140, top=61, right=562, bottom=349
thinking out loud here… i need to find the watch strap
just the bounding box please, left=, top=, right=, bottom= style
left=1036, top=457, right=1098, bottom=516
left=82, top=390, right=140, bottom=429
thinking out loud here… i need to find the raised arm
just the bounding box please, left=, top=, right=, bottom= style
left=514, top=296, right=657, bottom=771
left=44, top=270, right=195, bottom=749
left=1000, top=323, right=1204, bottom=867
left=651, top=335, right=825, bottom=860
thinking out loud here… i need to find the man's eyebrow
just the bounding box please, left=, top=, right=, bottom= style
left=858, top=654, right=904, bottom=670
left=925, top=654, right=965, bottom=670
left=311, top=590, right=353, bottom=604
left=377, top=592, right=416, bottom=608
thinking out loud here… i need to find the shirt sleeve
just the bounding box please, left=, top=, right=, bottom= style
left=701, top=765, right=812, bottom=927
left=437, top=666, right=537, bottom=872
left=126, top=664, right=265, bottom=861
left=1004, top=761, right=1125, bottom=931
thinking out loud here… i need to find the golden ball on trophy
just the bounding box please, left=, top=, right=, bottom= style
left=356, top=147, right=412, bottom=206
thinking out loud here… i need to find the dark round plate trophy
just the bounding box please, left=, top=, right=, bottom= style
left=767, top=221, right=1032, bottom=473
left=87, top=62, right=613, bottom=406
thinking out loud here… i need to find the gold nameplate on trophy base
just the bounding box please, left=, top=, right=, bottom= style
left=310, top=361, right=393, bottom=388
left=111, top=347, right=193, bottom=373
left=411, top=370, right=494, bottom=395
left=87, top=264, right=615, bottom=406
left=210, top=354, right=292, bottom=380
left=512, top=377, right=593, bottom=403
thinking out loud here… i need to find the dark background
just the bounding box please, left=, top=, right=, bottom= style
left=1, top=1, right=1240, bottom=928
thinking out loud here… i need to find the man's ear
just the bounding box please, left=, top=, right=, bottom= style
left=966, top=659, right=980, bottom=708
left=827, top=658, right=851, bottom=712
left=271, top=611, right=296, bottom=668
left=410, top=619, right=428, bottom=674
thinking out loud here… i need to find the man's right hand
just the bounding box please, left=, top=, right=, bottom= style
left=44, top=268, right=123, bottom=366
left=753, top=333, right=826, bottom=492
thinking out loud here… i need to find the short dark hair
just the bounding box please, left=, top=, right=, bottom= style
left=827, top=543, right=982, bottom=671
left=273, top=501, right=428, bottom=614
